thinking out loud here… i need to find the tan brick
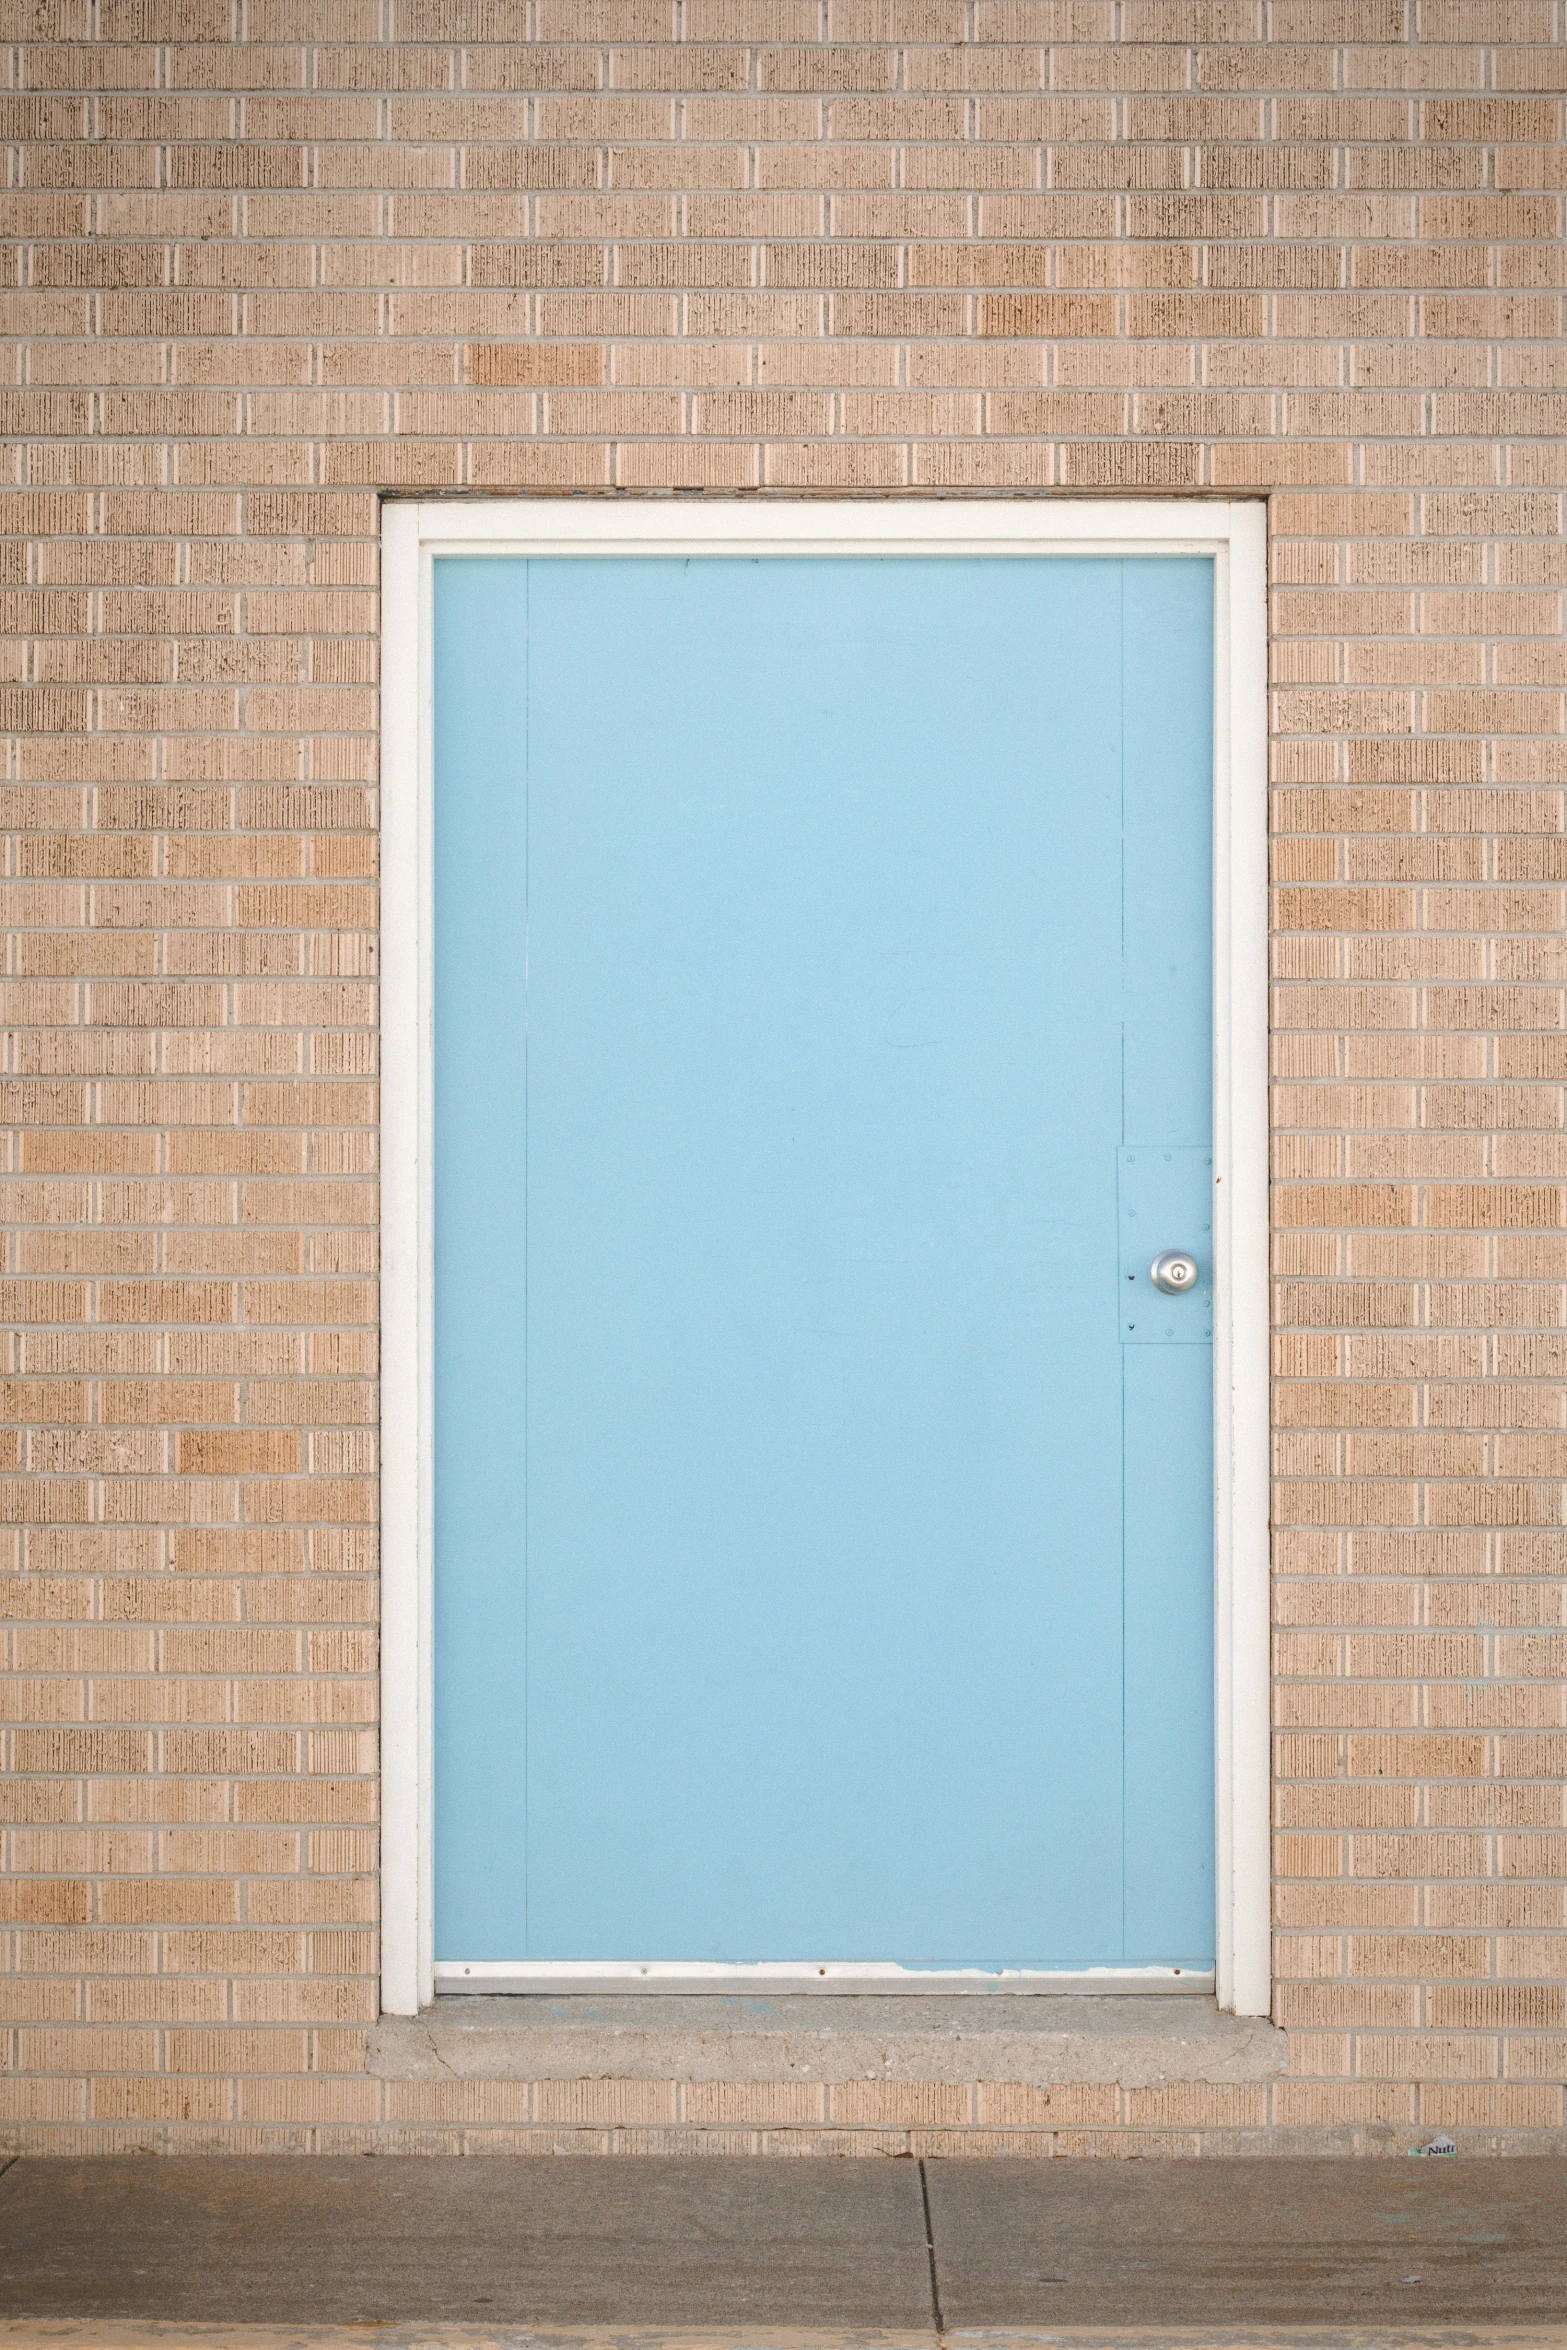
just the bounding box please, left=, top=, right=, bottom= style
left=383, top=2080, right=534, bottom=2125
left=828, top=2081, right=969, bottom=2127
left=1, top=2, right=1564, bottom=2165
left=973, top=2083, right=1119, bottom=2127
left=535, top=2079, right=679, bottom=2126
left=1124, top=2084, right=1270, bottom=2127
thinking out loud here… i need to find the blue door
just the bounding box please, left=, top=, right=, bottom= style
left=433, top=554, right=1214, bottom=1974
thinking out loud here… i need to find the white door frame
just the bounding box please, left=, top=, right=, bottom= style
left=379, top=497, right=1271, bottom=2018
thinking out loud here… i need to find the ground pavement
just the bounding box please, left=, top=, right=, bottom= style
left=0, top=2154, right=1566, bottom=2345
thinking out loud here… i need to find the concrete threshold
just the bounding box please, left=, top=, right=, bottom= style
left=369, top=1994, right=1288, bottom=2088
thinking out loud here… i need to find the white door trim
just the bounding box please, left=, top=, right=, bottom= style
left=379, top=496, right=1271, bottom=2018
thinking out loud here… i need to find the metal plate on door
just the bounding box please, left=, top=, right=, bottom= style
left=1117, top=1146, right=1213, bottom=1343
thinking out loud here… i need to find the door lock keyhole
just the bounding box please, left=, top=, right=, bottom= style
left=1150, top=1250, right=1200, bottom=1294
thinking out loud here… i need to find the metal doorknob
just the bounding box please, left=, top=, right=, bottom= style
left=1150, top=1250, right=1200, bottom=1294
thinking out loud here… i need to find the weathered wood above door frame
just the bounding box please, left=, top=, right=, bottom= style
left=379, top=497, right=1270, bottom=2019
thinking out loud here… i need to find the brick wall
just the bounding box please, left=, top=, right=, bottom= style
left=2, top=0, right=1565, bottom=2154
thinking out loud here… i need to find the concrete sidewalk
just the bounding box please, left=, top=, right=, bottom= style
left=0, top=2157, right=1566, bottom=2336
left=3, top=2333, right=1567, bottom=2350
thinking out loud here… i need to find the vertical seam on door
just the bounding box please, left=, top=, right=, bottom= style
left=1117, top=557, right=1128, bottom=1968
left=522, top=558, right=532, bottom=1956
